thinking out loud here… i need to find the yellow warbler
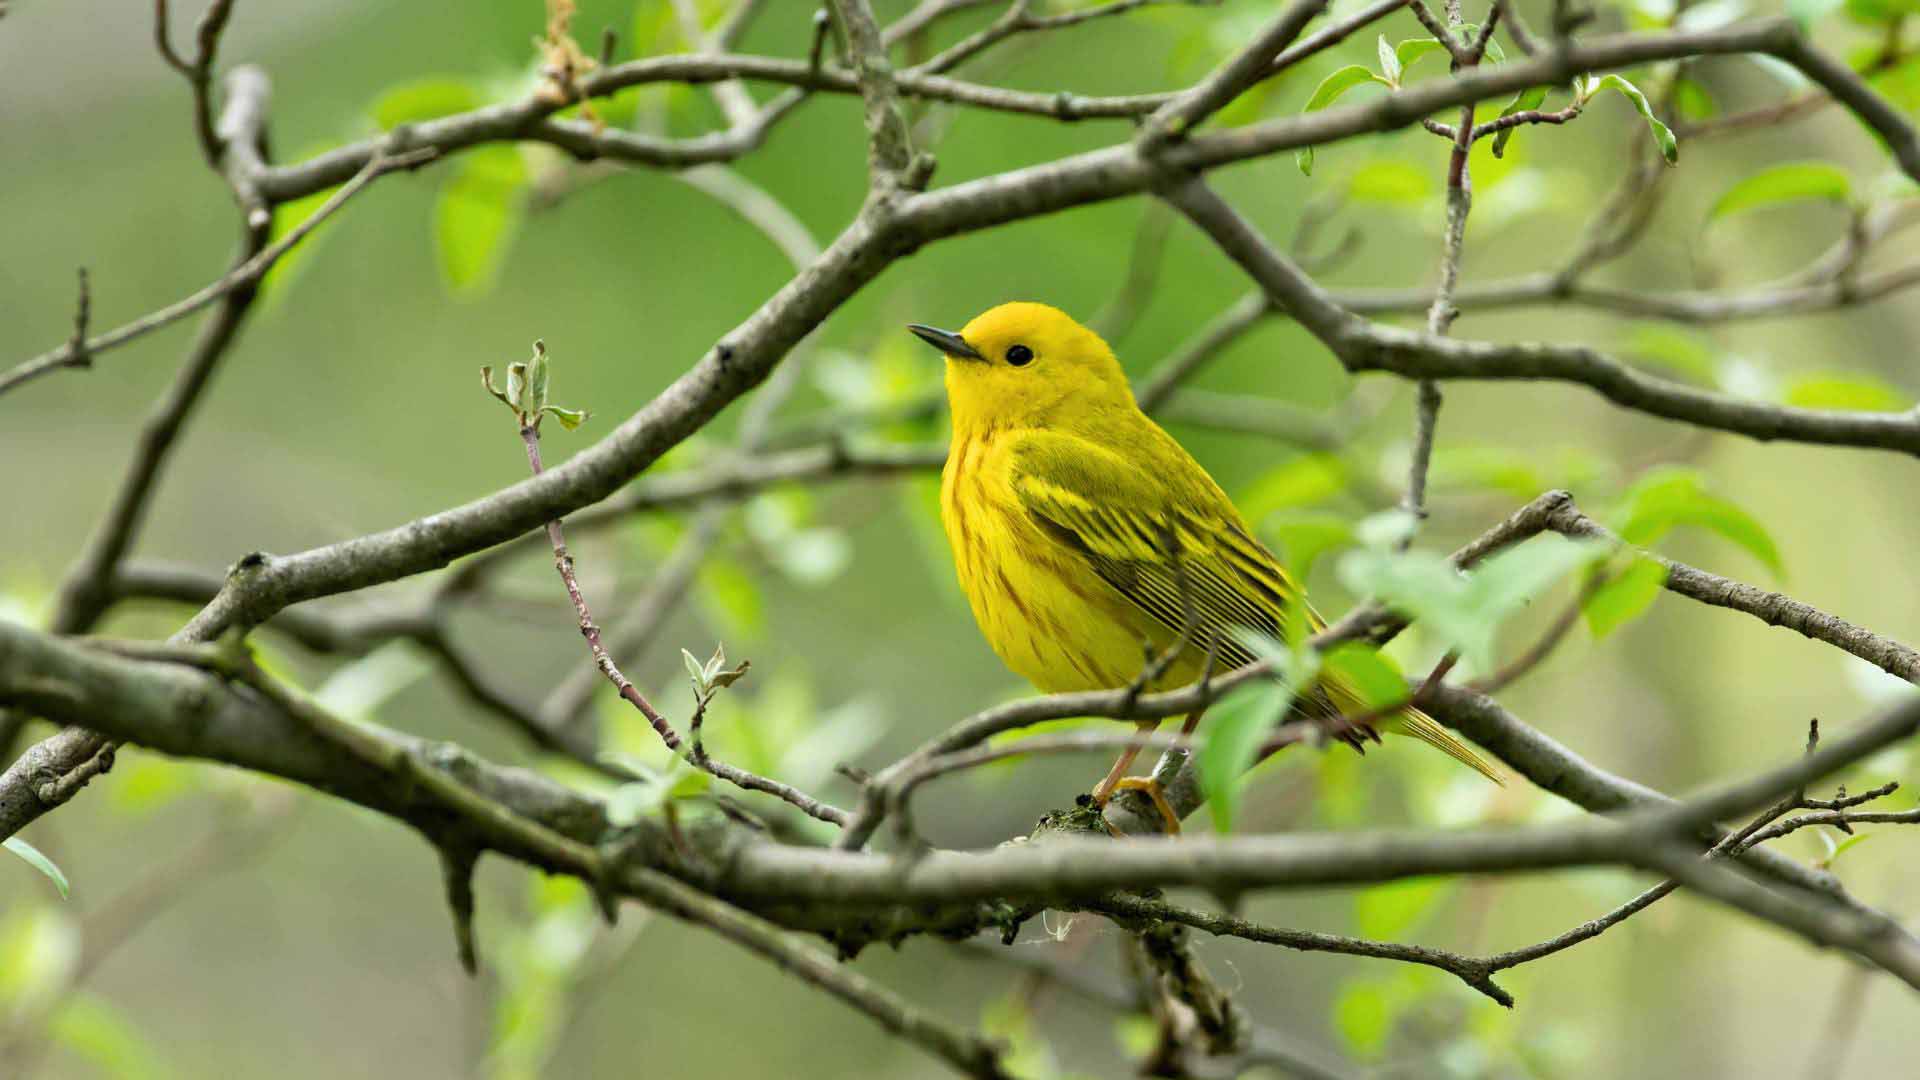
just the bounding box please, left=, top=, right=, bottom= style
left=909, top=302, right=1499, bottom=829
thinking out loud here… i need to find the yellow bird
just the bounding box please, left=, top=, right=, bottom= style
left=909, top=302, right=1499, bottom=830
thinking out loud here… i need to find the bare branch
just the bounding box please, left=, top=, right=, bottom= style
left=1, top=144, right=435, bottom=399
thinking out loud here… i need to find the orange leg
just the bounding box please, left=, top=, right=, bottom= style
left=1090, top=710, right=1207, bottom=835
left=1090, top=719, right=1159, bottom=806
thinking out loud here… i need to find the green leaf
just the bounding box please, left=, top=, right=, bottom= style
left=1376, top=35, right=1402, bottom=87
left=1266, top=512, right=1355, bottom=581
left=1354, top=876, right=1453, bottom=939
left=1321, top=643, right=1408, bottom=710
left=1354, top=509, right=1419, bottom=551
left=1346, top=160, right=1434, bottom=204
left=543, top=406, right=590, bottom=430
left=1198, top=683, right=1294, bottom=833
left=1453, top=25, right=1507, bottom=64
left=1616, top=467, right=1785, bottom=579
left=1824, top=832, right=1875, bottom=866
left=696, top=558, right=766, bottom=643
left=1239, top=454, right=1348, bottom=519
left=1582, top=556, right=1669, bottom=638
left=1491, top=85, right=1549, bottom=158
left=48, top=993, right=171, bottom=1080
left=1430, top=445, right=1546, bottom=501
left=1590, top=74, right=1679, bottom=164
left=1461, top=537, right=1611, bottom=657
left=1783, top=373, right=1910, bottom=411
left=1393, top=38, right=1451, bottom=76
left=433, top=145, right=527, bottom=297
left=313, top=640, right=433, bottom=722
left=1341, top=536, right=1606, bottom=670
left=1623, top=324, right=1718, bottom=383
left=1789, top=0, right=1845, bottom=27
left=604, top=762, right=710, bottom=827
left=369, top=79, right=481, bottom=131
left=1296, top=66, right=1390, bottom=174
left=5, top=837, right=70, bottom=900
left=1707, top=162, right=1852, bottom=225
left=1673, top=76, right=1718, bottom=122
left=682, top=648, right=708, bottom=692
left=1845, top=0, right=1920, bottom=25
left=1332, top=980, right=1392, bottom=1057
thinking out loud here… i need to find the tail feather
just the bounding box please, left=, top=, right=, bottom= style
left=1316, top=673, right=1504, bottom=784
left=1387, top=706, right=1504, bottom=784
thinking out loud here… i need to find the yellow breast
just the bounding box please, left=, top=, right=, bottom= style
left=941, top=428, right=1195, bottom=695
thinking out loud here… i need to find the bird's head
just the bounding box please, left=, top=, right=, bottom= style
left=909, top=302, right=1134, bottom=432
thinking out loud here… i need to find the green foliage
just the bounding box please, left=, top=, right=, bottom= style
left=1706, top=161, right=1853, bottom=226
left=1582, top=555, right=1669, bottom=638
left=1322, top=642, right=1409, bottom=709
left=481, top=340, right=590, bottom=432
left=1844, top=0, right=1920, bottom=24
left=368, top=78, right=482, bottom=131
left=604, top=759, right=712, bottom=827
left=1614, top=467, right=1784, bottom=578
left=312, top=639, right=433, bottom=721
left=4, top=836, right=70, bottom=900
left=696, top=557, right=768, bottom=643
left=486, top=876, right=603, bottom=1080
left=1346, top=159, right=1435, bottom=204
left=1783, top=372, right=1911, bottom=411
left=981, top=992, right=1069, bottom=1079
left=0, top=903, right=78, bottom=1012
left=1197, top=645, right=1301, bottom=833
left=1265, top=511, right=1356, bottom=581
left=1490, top=86, right=1548, bottom=158
left=746, top=491, right=854, bottom=587
left=1353, top=876, right=1454, bottom=939
left=1338, top=535, right=1608, bottom=670
left=1622, top=323, right=1718, bottom=383
left=1788, top=0, right=1846, bottom=27
left=1672, top=76, right=1718, bottom=121
left=435, top=144, right=527, bottom=297
left=259, top=143, right=345, bottom=302
left=1296, top=65, right=1390, bottom=174
left=1238, top=453, right=1348, bottom=518
left=48, top=993, right=174, bottom=1080
left=1333, top=977, right=1393, bottom=1056
left=1577, top=74, right=1678, bottom=164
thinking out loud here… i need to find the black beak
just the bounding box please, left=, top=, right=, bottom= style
left=907, top=324, right=986, bottom=362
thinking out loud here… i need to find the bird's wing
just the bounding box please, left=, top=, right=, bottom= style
left=1008, top=430, right=1505, bottom=782
left=1007, top=430, right=1302, bottom=671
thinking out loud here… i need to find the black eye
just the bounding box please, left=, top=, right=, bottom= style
left=1006, top=344, right=1034, bottom=367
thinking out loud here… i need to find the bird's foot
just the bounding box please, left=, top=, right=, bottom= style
left=1099, top=776, right=1182, bottom=836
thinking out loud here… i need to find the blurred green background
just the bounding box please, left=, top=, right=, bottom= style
left=5, top=0, right=1920, bottom=1076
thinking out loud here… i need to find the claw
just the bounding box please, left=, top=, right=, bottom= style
left=1108, top=776, right=1182, bottom=835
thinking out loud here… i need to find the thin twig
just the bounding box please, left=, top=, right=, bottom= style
left=0, top=149, right=436, bottom=399
left=515, top=421, right=848, bottom=826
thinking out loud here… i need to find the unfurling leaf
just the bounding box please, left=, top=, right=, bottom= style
left=525, top=340, right=550, bottom=415
left=1376, top=35, right=1403, bottom=87
left=1587, top=74, right=1679, bottom=164
left=543, top=406, right=590, bottom=430
left=4, top=836, right=70, bottom=900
